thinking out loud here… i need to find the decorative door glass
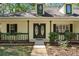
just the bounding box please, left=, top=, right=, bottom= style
left=41, top=25, right=44, bottom=36
left=35, top=25, right=38, bottom=36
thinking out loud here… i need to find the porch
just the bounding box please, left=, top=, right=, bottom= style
left=0, top=32, right=79, bottom=44
left=0, top=17, right=79, bottom=43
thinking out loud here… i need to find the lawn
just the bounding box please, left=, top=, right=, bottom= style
left=0, top=45, right=33, bottom=56
left=45, top=43, right=79, bottom=56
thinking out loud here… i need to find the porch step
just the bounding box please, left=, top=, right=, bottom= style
left=35, top=39, right=44, bottom=45
left=34, top=45, right=46, bottom=48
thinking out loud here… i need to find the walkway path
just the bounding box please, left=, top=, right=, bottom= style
left=31, top=39, right=48, bottom=56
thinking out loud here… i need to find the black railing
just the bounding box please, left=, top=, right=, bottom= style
left=0, top=33, right=29, bottom=43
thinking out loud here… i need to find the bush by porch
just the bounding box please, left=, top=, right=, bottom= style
left=48, top=31, right=79, bottom=47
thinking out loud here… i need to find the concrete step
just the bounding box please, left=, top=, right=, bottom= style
left=34, top=45, right=46, bottom=48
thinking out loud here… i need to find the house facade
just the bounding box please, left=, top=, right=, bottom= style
left=0, top=3, right=79, bottom=42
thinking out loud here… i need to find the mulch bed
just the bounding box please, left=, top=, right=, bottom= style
left=45, top=42, right=79, bottom=56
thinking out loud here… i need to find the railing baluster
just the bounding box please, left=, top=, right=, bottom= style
left=23, top=34, right=24, bottom=40
left=61, top=34, right=63, bottom=40
left=0, top=33, right=29, bottom=43
left=4, top=33, right=5, bottom=40
left=18, top=34, right=19, bottom=40
left=20, top=34, right=22, bottom=40
left=20, top=34, right=23, bottom=40
left=62, top=34, right=64, bottom=40
left=22, top=34, right=23, bottom=40
left=76, top=34, right=78, bottom=40
left=78, top=34, right=79, bottom=40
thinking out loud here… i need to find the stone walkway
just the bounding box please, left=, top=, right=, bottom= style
left=31, top=39, right=48, bottom=56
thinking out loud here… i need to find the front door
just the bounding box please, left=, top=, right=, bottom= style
left=33, top=23, right=46, bottom=38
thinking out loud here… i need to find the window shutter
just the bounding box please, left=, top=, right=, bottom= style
left=53, top=24, right=56, bottom=32
left=7, top=24, right=9, bottom=33
left=70, top=24, right=73, bottom=32
left=15, top=24, right=17, bottom=33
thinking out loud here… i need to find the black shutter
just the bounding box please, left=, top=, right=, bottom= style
left=15, top=24, right=17, bottom=33
left=53, top=24, right=56, bottom=32
left=70, top=24, right=73, bottom=32
left=7, top=24, right=9, bottom=33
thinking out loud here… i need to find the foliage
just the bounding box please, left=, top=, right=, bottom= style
left=76, top=3, right=79, bottom=7
left=49, top=31, right=76, bottom=48
left=64, top=30, right=76, bottom=40
left=0, top=3, right=35, bottom=16
left=0, top=46, right=33, bottom=56
left=49, top=32, right=59, bottom=42
left=58, top=30, right=76, bottom=48
left=58, top=40, right=68, bottom=48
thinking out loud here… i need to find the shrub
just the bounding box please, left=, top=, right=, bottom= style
left=64, top=31, right=76, bottom=41
left=58, top=30, right=76, bottom=48
left=49, top=32, right=59, bottom=42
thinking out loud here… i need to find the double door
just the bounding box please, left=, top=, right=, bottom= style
left=33, top=23, right=46, bottom=38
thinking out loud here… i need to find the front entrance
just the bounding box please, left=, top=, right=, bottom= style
left=33, top=23, right=46, bottom=38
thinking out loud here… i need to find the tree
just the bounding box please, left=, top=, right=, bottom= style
left=0, top=3, right=36, bottom=16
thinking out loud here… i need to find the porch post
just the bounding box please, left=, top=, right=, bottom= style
left=27, top=20, right=29, bottom=42
left=49, top=21, right=52, bottom=40
left=50, top=21, right=52, bottom=33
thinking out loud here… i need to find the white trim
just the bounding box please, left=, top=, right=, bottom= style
left=0, top=17, right=79, bottom=22
left=0, top=17, right=79, bottom=19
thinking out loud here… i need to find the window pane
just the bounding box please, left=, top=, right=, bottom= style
left=66, top=4, right=72, bottom=14
left=11, top=30, right=15, bottom=33
left=56, top=24, right=70, bottom=33
left=37, top=4, right=43, bottom=16
left=9, top=24, right=17, bottom=33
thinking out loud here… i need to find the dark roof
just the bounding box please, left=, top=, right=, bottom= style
left=1, top=7, right=79, bottom=17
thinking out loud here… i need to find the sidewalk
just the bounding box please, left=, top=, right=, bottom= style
left=31, top=40, right=48, bottom=56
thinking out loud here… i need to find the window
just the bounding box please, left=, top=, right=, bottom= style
left=56, top=24, right=70, bottom=33
left=7, top=24, right=17, bottom=33
left=37, top=4, right=43, bottom=16
left=66, top=4, right=72, bottom=14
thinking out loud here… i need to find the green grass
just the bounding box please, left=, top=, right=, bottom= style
left=0, top=46, right=33, bottom=56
